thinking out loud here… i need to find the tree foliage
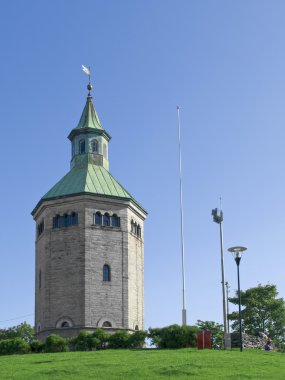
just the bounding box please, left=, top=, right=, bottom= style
left=108, top=330, right=130, bottom=349
left=196, top=320, right=224, bottom=348
left=0, top=322, right=34, bottom=344
left=148, top=325, right=199, bottom=349
left=128, top=330, right=147, bottom=348
left=0, top=337, right=30, bottom=355
left=228, top=284, right=285, bottom=342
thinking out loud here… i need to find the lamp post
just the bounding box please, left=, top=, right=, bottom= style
left=212, top=207, right=228, bottom=348
left=228, top=246, right=247, bottom=352
left=225, top=281, right=230, bottom=333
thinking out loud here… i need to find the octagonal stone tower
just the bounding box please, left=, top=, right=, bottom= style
left=32, top=85, right=147, bottom=340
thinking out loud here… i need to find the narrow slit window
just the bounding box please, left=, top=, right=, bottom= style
left=103, top=264, right=111, bottom=281
left=39, top=270, right=42, bottom=289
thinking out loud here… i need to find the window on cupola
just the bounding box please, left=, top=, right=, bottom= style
left=72, top=141, right=75, bottom=157
left=79, top=139, right=85, bottom=154
left=103, top=143, right=107, bottom=158
left=91, top=139, right=98, bottom=153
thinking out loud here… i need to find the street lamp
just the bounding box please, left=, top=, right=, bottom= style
left=212, top=206, right=229, bottom=349
left=225, top=281, right=230, bottom=333
left=228, top=246, right=247, bottom=352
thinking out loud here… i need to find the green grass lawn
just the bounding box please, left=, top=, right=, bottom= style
left=0, top=349, right=284, bottom=380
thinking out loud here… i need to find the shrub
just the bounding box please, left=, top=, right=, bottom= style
left=45, top=334, right=69, bottom=353
left=108, top=330, right=130, bottom=349
left=0, top=337, right=30, bottom=355
left=91, top=329, right=110, bottom=349
left=148, top=325, right=199, bottom=349
left=30, top=339, right=44, bottom=353
left=128, top=330, right=147, bottom=348
left=72, top=331, right=100, bottom=351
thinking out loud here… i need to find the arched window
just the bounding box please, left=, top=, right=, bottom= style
left=71, top=212, right=78, bottom=225
left=64, top=213, right=70, bottom=227
left=134, top=222, right=137, bottom=235
left=39, top=270, right=42, bottom=289
left=91, top=139, right=98, bottom=153
left=103, top=143, right=107, bottom=158
left=131, top=220, right=134, bottom=233
left=112, top=214, right=120, bottom=227
left=137, top=225, right=141, bottom=238
left=102, top=321, right=112, bottom=327
left=53, top=215, right=60, bottom=228
left=37, top=323, right=41, bottom=333
left=59, top=215, right=65, bottom=228
left=103, top=264, right=111, bottom=282
left=95, top=212, right=102, bottom=225
left=61, top=321, right=70, bottom=328
left=79, top=139, right=85, bottom=154
left=135, top=325, right=139, bottom=331
left=103, top=213, right=110, bottom=226
left=37, top=221, right=44, bottom=236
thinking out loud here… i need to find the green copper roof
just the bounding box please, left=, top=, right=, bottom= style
left=76, top=95, right=103, bottom=130
left=32, top=164, right=146, bottom=215
left=68, top=95, right=111, bottom=141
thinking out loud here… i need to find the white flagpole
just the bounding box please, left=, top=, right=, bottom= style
left=177, top=106, right=187, bottom=326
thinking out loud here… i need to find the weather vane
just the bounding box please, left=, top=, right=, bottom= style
left=82, top=65, right=92, bottom=95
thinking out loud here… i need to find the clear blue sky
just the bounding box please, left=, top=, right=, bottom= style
left=1, top=0, right=285, bottom=329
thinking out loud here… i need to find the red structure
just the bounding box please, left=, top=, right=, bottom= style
left=197, top=330, right=211, bottom=349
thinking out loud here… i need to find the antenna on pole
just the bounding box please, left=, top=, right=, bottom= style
left=212, top=199, right=230, bottom=349
left=177, top=105, right=187, bottom=326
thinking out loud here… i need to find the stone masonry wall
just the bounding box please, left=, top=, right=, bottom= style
left=34, top=194, right=146, bottom=339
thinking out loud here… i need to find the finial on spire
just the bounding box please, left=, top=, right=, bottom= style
left=82, top=65, right=92, bottom=95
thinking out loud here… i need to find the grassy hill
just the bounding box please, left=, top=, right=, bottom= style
left=0, top=348, right=284, bottom=379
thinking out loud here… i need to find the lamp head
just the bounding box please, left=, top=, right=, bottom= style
left=228, top=246, right=247, bottom=265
